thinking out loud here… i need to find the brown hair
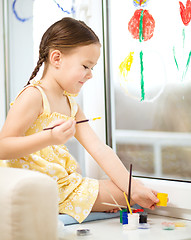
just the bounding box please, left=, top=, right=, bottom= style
left=26, top=17, right=100, bottom=85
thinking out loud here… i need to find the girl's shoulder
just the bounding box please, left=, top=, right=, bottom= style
left=11, top=85, right=43, bottom=115
left=13, top=85, right=43, bottom=105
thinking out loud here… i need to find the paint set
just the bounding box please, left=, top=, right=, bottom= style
left=120, top=164, right=150, bottom=230
left=120, top=164, right=169, bottom=230
left=120, top=208, right=149, bottom=230
left=102, top=163, right=171, bottom=231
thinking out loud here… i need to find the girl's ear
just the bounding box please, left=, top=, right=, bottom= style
left=49, top=50, right=62, bottom=67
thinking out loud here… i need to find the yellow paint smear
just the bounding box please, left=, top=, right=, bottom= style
left=119, top=52, right=134, bottom=79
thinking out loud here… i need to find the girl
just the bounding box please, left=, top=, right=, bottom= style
left=0, top=17, right=159, bottom=223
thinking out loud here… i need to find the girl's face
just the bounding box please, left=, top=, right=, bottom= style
left=57, top=43, right=101, bottom=94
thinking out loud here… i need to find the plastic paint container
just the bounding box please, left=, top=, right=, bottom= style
left=77, top=229, right=91, bottom=236
left=120, top=209, right=127, bottom=223
left=156, top=193, right=168, bottom=207
left=123, top=213, right=139, bottom=230
left=122, top=211, right=128, bottom=224
left=139, top=212, right=148, bottom=223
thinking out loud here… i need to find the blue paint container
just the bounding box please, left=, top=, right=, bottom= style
left=122, top=211, right=128, bottom=225
left=120, top=209, right=127, bottom=223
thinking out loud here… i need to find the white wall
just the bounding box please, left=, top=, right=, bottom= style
left=75, top=0, right=107, bottom=179
left=8, top=1, right=34, bottom=102
left=0, top=0, right=6, bottom=129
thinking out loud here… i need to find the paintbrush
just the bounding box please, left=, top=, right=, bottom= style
left=123, top=192, right=133, bottom=215
left=102, top=185, right=122, bottom=211
left=102, top=202, right=135, bottom=210
left=43, top=117, right=101, bottom=131
left=127, top=163, right=132, bottom=213
left=102, top=202, right=127, bottom=209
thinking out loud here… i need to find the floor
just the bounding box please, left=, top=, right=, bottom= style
left=58, top=214, right=191, bottom=240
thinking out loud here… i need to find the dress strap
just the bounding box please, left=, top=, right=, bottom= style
left=34, top=85, right=51, bottom=114
left=67, top=95, right=78, bottom=117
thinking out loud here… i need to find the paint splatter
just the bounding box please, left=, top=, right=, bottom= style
left=140, top=51, right=145, bottom=101
left=12, top=0, right=32, bottom=22
left=179, top=0, right=191, bottom=26
left=53, top=0, right=75, bottom=14
left=139, top=10, right=144, bottom=42
left=12, top=0, right=74, bottom=22
left=182, top=28, right=185, bottom=48
left=119, top=52, right=134, bottom=79
left=173, top=0, right=191, bottom=81
left=173, top=47, right=179, bottom=71
left=128, top=9, right=155, bottom=41
left=133, top=0, right=149, bottom=8
left=182, top=51, right=191, bottom=80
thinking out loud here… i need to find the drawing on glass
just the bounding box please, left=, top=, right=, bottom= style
left=173, top=0, right=191, bottom=82
left=12, top=0, right=75, bottom=22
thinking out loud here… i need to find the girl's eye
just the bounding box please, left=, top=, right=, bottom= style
left=83, top=65, right=89, bottom=69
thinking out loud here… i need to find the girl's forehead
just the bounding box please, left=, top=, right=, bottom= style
left=75, top=44, right=100, bottom=53
left=71, top=44, right=100, bottom=61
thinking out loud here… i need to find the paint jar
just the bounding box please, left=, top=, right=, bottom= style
left=123, top=213, right=139, bottom=230
left=120, top=209, right=127, bottom=223
left=139, top=212, right=147, bottom=223
left=122, top=211, right=128, bottom=225
left=156, top=193, right=168, bottom=207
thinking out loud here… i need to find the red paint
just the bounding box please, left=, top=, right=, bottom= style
left=128, top=9, right=155, bottom=41
left=133, top=209, right=144, bottom=213
left=179, top=0, right=191, bottom=26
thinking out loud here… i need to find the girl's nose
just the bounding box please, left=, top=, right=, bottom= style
left=86, top=70, right=92, bottom=79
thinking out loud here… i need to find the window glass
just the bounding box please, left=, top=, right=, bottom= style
left=109, top=0, right=191, bottom=181
left=7, top=0, right=87, bottom=174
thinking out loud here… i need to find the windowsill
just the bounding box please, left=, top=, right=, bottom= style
left=136, top=177, right=191, bottom=220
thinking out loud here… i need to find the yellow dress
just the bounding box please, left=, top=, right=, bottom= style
left=0, top=83, right=99, bottom=223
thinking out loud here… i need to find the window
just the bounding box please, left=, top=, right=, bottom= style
left=106, top=0, right=191, bottom=182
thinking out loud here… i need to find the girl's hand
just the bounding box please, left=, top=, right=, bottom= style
left=48, top=119, right=76, bottom=145
left=131, top=179, right=159, bottom=210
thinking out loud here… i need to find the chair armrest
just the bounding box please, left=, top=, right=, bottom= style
left=0, top=167, right=59, bottom=240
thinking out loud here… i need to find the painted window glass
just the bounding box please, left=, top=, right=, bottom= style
left=7, top=0, right=86, bottom=174
left=109, top=0, right=191, bottom=181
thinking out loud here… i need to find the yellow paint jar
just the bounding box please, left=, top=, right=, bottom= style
left=156, top=193, right=168, bottom=207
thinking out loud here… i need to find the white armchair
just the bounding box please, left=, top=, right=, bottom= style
left=0, top=167, right=59, bottom=240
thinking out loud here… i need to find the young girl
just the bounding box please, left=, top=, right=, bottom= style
left=0, top=17, right=159, bottom=223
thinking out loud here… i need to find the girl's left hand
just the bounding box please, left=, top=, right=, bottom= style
left=131, top=179, right=159, bottom=210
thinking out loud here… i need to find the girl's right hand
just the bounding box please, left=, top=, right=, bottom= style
left=48, top=119, right=76, bottom=145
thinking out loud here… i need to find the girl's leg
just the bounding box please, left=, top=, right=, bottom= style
left=92, top=179, right=129, bottom=212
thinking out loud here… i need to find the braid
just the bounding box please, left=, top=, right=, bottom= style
left=26, top=46, right=48, bottom=86
left=30, top=57, right=45, bottom=80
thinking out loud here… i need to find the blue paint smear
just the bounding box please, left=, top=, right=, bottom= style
left=53, top=0, right=75, bottom=14
left=12, top=0, right=32, bottom=22
left=12, top=0, right=75, bottom=22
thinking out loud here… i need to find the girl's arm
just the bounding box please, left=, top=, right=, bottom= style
left=0, top=87, right=75, bottom=159
left=75, top=106, right=159, bottom=209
